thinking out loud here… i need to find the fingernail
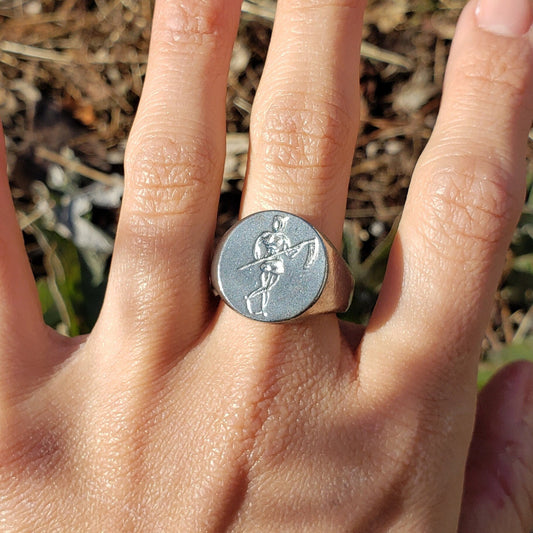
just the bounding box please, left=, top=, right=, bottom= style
left=476, top=0, right=533, bottom=37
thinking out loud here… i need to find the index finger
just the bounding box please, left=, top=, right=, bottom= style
left=361, top=0, right=533, bottom=391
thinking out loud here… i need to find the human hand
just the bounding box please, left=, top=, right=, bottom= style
left=1, top=0, right=533, bottom=531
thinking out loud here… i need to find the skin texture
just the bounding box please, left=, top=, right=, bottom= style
left=0, top=0, right=533, bottom=531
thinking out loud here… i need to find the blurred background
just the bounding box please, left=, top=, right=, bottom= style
left=0, top=0, right=531, bottom=384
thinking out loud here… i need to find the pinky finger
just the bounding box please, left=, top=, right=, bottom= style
left=0, top=130, right=51, bottom=394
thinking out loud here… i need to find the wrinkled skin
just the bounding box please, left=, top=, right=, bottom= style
left=1, top=0, right=533, bottom=531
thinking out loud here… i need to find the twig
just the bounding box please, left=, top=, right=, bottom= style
left=484, top=326, right=503, bottom=352
left=241, top=0, right=276, bottom=21
left=361, top=41, right=414, bottom=70
left=0, top=40, right=73, bottom=63
left=35, top=146, right=121, bottom=187
left=17, top=204, right=49, bottom=231
left=0, top=40, right=147, bottom=65
left=28, top=223, right=72, bottom=331
left=501, top=303, right=514, bottom=344
left=514, top=305, right=533, bottom=343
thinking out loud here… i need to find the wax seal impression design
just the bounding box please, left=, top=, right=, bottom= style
left=212, top=210, right=328, bottom=322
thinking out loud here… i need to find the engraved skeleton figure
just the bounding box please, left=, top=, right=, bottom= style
left=242, top=215, right=318, bottom=317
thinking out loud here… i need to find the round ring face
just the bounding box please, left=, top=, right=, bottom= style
left=213, top=211, right=328, bottom=322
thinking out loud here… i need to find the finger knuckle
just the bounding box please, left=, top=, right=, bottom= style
left=415, top=154, right=523, bottom=261
left=455, top=41, right=533, bottom=104
left=124, top=133, right=219, bottom=225
left=153, top=0, right=228, bottom=49
left=252, top=93, right=355, bottom=197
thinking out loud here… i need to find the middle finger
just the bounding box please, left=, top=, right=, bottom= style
left=98, top=0, right=242, bottom=351
left=241, top=0, right=366, bottom=247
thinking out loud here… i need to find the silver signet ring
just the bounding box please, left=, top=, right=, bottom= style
left=211, top=210, right=354, bottom=323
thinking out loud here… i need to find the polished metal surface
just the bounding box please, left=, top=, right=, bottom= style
left=212, top=210, right=329, bottom=322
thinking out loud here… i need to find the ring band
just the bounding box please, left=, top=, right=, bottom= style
left=211, top=210, right=354, bottom=323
